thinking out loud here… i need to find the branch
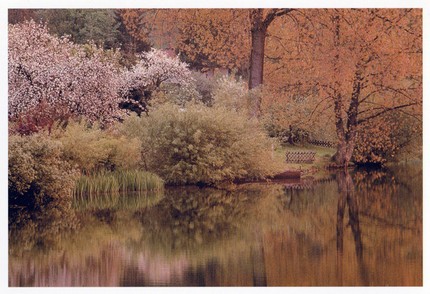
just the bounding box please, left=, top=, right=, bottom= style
left=309, top=94, right=332, bottom=120
left=263, top=8, right=295, bottom=30
left=357, top=102, right=418, bottom=124
left=358, top=89, right=383, bottom=104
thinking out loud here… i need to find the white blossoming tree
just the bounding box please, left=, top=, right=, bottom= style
left=8, top=21, right=124, bottom=134
left=9, top=22, right=196, bottom=133
left=119, top=48, right=194, bottom=115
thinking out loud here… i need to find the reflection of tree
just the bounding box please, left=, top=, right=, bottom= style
left=336, top=171, right=368, bottom=285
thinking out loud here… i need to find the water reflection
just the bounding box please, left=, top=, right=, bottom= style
left=136, top=186, right=258, bottom=250
left=9, top=199, right=79, bottom=254
left=336, top=171, right=367, bottom=285
left=9, top=165, right=422, bottom=286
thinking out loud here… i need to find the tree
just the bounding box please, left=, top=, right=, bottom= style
left=119, top=9, right=296, bottom=116
left=119, top=48, right=194, bottom=115
left=8, top=9, right=36, bottom=24
left=8, top=21, right=125, bottom=133
left=175, top=9, right=250, bottom=73
left=35, top=9, right=121, bottom=49
left=248, top=9, right=294, bottom=91
left=113, top=9, right=152, bottom=66
left=264, top=9, right=422, bottom=166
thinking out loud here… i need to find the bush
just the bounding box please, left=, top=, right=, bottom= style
left=52, top=120, right=142, bottom=174
left=353, top=113, right=421, bottom=165
left=261, top=90, right=337, bottom=143
left=191, top=71, right=217, bottom=106
left=9, top=135, right=79, bottom=209
left=121, top=103, right=280, bottom=185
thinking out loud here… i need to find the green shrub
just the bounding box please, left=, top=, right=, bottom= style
left=121, top=103, right=281, bottom=185
left=9, top=135, right=79, bottom=209
left=52, top=120, right=142, bottom=174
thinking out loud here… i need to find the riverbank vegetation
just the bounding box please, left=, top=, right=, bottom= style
left=8, top=9, right=422, bottom=211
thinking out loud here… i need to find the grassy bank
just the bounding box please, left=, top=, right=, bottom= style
left=273, top=143, right=336, bottom=179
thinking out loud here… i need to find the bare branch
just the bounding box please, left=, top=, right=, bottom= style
left=357, top=102, right=418, bottom=124
left=263, top=8, right=295, bottom=29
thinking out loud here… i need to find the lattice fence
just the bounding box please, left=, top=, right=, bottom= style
left=285, top=151, right=316, bottom=163
left=308, top=139, right=336, bottom=148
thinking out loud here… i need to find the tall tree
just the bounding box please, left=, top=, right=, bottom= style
left=119, top=9, right=295, bottom=115
left=264, top=9, right=422, bottom=166
left=8, top=9, right=36, bottom=24
left=248, top=9, right=294, bottom=90
left=175, top=9, right=250, bottom=73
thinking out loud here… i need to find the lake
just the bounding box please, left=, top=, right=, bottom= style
left=8, top=164, right=422, bottom=286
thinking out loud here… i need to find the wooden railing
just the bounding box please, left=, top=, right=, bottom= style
left=308, top=139, right=336, bottom=149
left=285, top=151, right=316, bottom=163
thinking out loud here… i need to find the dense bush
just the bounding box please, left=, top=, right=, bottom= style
left=9, top=135, right=79, bottom=209
left=261, top=90, right=337, bottom=143
left=191, top=71, right=217, bottom=106
left=51, top=120, right=142, bottom=174
left=352, top=113, right=421, bottom=165
left=121, top=103, right=280, bottom=185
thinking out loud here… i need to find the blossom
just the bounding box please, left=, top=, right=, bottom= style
left=9, top=20, right=125, bottom=125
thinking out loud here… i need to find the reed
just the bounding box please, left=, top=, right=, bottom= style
left=73, top=170, right=164, bottom=200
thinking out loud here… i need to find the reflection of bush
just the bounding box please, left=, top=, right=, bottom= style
left=9, top=199, right=79, bottom=253
left=136, top=187, right=259, bottom=250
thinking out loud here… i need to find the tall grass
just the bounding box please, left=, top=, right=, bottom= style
left=73, top=170, right=164, bottom=201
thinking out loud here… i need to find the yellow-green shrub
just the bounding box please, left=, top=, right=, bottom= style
left=52, top=121, right=142, bottom=174
left=122, top=103, right=280, bottom=185
left=9, top=135, right=79, bottom=209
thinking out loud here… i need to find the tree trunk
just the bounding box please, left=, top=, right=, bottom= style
left=249, top=27, right=266, bottom=90
left=248, top=10, right=267, bottom=118
left=333, top=67, right=362, bottom=166
left=248, top=9, right=294, bottom=117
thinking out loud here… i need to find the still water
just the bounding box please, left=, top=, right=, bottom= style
left=9, top=164, right=422, bottom=286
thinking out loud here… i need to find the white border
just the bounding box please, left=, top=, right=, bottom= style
left=0, top=1, right=428, bottom=294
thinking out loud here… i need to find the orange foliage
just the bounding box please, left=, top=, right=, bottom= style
left=121, top=9, right=422, bottom=163
left=119, top=9, right=250, bottom=72
left=265, top=9, right=422, bottom=164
